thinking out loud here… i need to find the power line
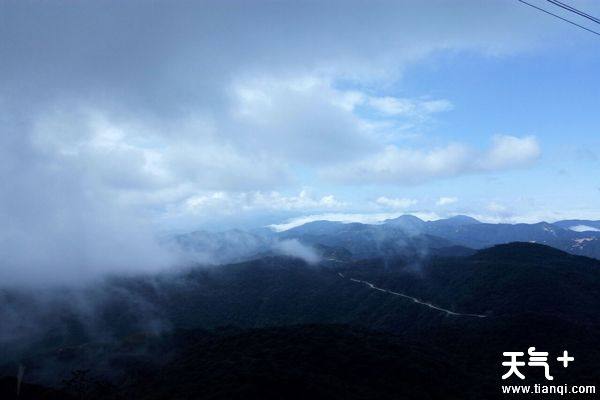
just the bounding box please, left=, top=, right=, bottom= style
left=546, top=0, right=600, bottom=25
left=517, top=0, right=600, bottom=37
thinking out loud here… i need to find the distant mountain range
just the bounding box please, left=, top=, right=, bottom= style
left=172, top=215, right=600, bottom=263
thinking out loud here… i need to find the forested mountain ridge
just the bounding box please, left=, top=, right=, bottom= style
left=2, top=242, right=599, bottom=399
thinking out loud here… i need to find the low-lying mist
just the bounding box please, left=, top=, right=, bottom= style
left=173, top=229, right=322, bottom=266
left=0, top=217, right=325, bottom=364
left=0, top=114, right=179, bottom=286
left=0, top=275, right=170, bottom=363
left=0, top=236, right=326, bottom=386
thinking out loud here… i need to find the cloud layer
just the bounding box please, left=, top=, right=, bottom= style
left=324, top=135, right=540, bottom=184
left=0, top=0, right=561, bottom=283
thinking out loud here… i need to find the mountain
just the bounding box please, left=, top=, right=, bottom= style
left=281, top=221, right=456, bottom=261
left=170, top=228, right=275, bottom=264
left=3, top=243, right=600, bottom=399
left=0, top=377, right=70, bottom=400
left=165, top=216, right=600, bottom=268
left=429, top=214, right=482, bottom=226
left=381, top=214, right=426, bottom=234
left=0, top=325, right=481, bottom=400
left=422, top=221, right=570, bottom=247
left=416, top=219, right=600, bottom=259
left=274, top=215, right=600, bottom=260
left=280, top=220, right=347, bottom=236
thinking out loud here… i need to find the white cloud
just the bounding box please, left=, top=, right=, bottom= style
left=229, top=76, right=379, bottom=164
left=436, top=197, right=458, bottom=206
left=323, top=143, right=470, bottom=184
left=28, top=75, right=456, bottom=214
left=367, top=96, right=453, bottom=118
left=486, top=202, right=508, bottom=213
left=273, top=239, right=321, bottom=264
left=569, top=225, right=600, bottom=232
left=480, top=135, right=541, bottom=170
left=228, top=76, right=454, bottom=167
left=375, top=196, right=418, bottom=209
left=181, top=190, right=347, bottom=216
left=323, top=135, right=541, bottom=185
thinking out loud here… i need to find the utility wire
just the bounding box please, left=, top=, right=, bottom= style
left=546, top=0, right=600, bottom=25
left=517, top=0, right=600, bottom=37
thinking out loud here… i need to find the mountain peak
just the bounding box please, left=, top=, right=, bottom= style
left=284, top=220, right=345, bottom=235
left=384, top=214, right=424, bottom=224
left=431, top=215, right=481, bottom=227
left=446, top=215, right=481, bottom=224
left=383, top=214, right=426, bottom=233
left=471, top=242, right=577, bottom=263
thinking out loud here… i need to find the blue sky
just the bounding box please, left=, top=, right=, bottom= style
left=265, top=11, right=600, bottom=230
left=319, top=43, right=600, bottom=224
left=1, top=0, right=599, bottom=248
left=407, top=43, right=599, bottom=216
left=249, top=39, right=600, bottom=230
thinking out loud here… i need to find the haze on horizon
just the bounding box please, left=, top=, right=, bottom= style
left=1, top=0, right=599, bottom=283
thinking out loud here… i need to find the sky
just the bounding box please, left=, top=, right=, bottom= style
left=1, top=0, right=600, bottom=280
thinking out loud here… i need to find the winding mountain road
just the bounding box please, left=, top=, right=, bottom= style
left=338, top=272, right=486, bottom=318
